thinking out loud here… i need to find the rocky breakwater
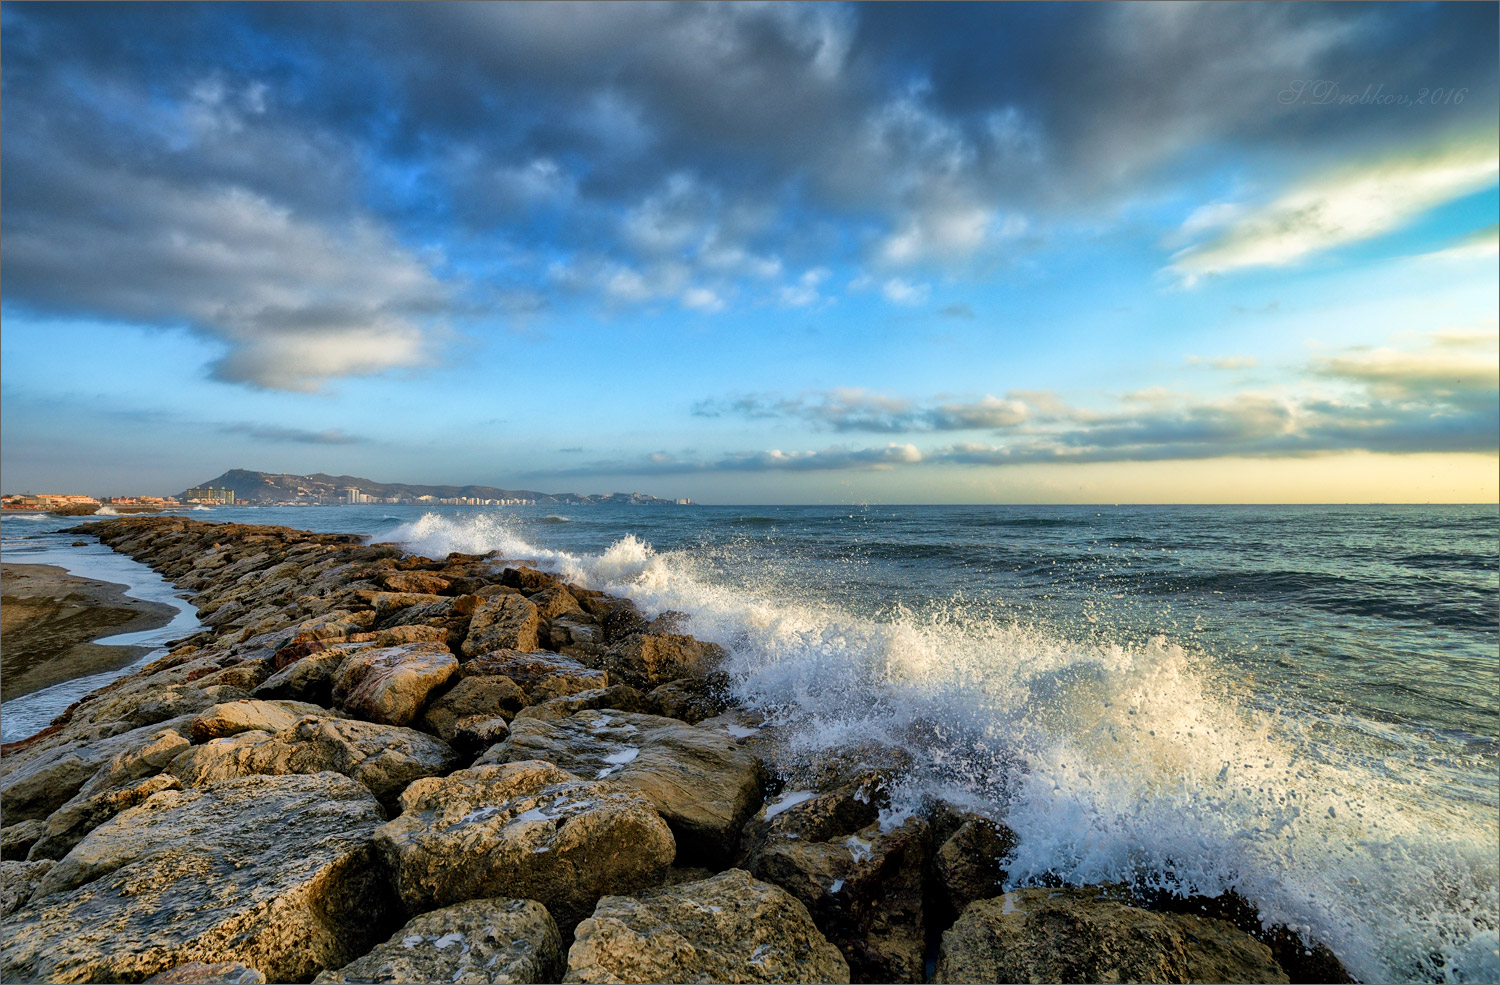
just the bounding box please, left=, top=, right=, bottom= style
left=0, top=516, right=1349, bottom=984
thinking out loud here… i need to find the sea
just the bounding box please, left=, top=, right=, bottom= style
left=2, top=502, right=1496, bottom=983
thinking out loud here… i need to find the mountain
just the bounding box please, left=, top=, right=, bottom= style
left=183, top=469, right=683, bottom=506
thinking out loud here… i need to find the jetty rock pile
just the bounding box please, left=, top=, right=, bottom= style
left=0, top=516, right=1349, bottom=984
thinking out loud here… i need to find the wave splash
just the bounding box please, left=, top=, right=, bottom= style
left=382, top=511, right=1499, bottom=984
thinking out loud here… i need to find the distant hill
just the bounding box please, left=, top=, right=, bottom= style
left=184, top=469, right=683, bottom=506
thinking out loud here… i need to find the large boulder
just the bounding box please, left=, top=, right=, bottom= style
left=1, top=859, right=53, bottom=917
left=2, top=772, right=397, bottom=984
left=739, top=787, right=930, bottom=983
left=252, top=648, right=349, bottom=704
left=27, top=773, right=184, bottom=861
left=482, top=710, right=764, bottom=864
left=462, top=595, right=541, bottom=657
left=599, top=634, right=725, bottom=689
left=564, top=868, right=850, bottom=984
left=374, top=760, right=675, bottom=928
left=313, top=897, right=562, bottom=984
left=933, top=887, right=1291, bottom=984
left=170, top=716, right=459, bottom=804
left=464, top=649, right=608, bottom=703
left=331, top=642, right=459, bottom=726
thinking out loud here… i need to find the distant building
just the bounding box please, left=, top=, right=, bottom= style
left=183, top=487, right=235, bottom=504
left=343, top=487, right=372, bottom=504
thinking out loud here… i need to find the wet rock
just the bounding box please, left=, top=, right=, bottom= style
left=599, top=634, right=726, bottom=689
left=464, top=649, right=609, bottom=703
left=599, top=602, right=648, bottom=643
left=1, top=859, right=53, bottom=917
left=934, top=814, right=1015, bottom=916
left=332, top=642, right=459, bottom=726
left=374, top=760, right=675, bottom=928
left=739, top=785, right=929, bottom=983
left=933, top=887, right=1290, bottom=984
left=187, top=699, right=334, bottom=742
left=27, top=773, right=184, bottom=860
left=647, top=674, right=731, bottom=724
left=462, top=594, right=542, bottom=657
left=421, top=675, right=529, bottom=742
left=547, top=613, right=603, bottom=650
left=564, top=868, right=850, bottom=984
left=513, top=685, right=651, bottom=723
left=313, top=897, right=562, bottom=984
left=171, top=716, right=458, bottom=804
left=145, top=961, right=267, bottom=984
left=482, top=710, right=763, bottom=864
left=1, top=820, right=46, bottom=861
left=3, top=772, right=397, bottom=984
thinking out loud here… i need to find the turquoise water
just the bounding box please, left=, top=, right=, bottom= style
left=3, top=503, right=1496, bottom=981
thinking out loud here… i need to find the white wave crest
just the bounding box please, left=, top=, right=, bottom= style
left=94, top=506, right=120, bottom=516
left=384, top=510, right=1498, bottom=984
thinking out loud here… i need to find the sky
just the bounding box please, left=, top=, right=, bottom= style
left=2, top=2, right=1497, bottom=504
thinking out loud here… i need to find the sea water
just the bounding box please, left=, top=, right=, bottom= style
left=2, top=503, right=1495, bottom=982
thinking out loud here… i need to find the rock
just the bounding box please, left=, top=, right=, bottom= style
left=934, top=815, right=1015, bottom=916
left=374, top=760, right=675, bottom=928
left=3, top=772, right=397, bottom=984
left=450, top=715, right=512, bottom=754
left=500, top=566, right=558, bottom=594
left=462, top=595, right=542, bottom=657
left=599, top=634, right=725, bottom=689
left=599, top=602, right=648, bottom=643
left=547, top=613, right=603, bottom=650
left=464, top=649, right=609, bottom=702
left=482, top=710, right=763, bottom=864
left=187, top=699, right=334, bottom=742
left=1, top=859, right=53, bottom=917
left=563, top=868, right=850, bottom=984
left=170, top=716, right=459, bottom=804
left=252, top=648, right=348, bottom=704
left=313, top=897, right=562, bottom=984
left=332, top=642, right=459, bottom=726
left=421, top=675, right=529, bottom=742
left=933, top=887, right=1290, bottom=984
left=648, top=674, right=730, bottom=724
left=27, top=773, right=184, bottom=860
left=145, top=961, right=268, bottom=984
left=513, top=685, right=651, bottom=722
left=1, top=820, right=46, bottom=861
left=380, top=570, right=453, bottom=595
left=736, top=784, right=930, bottom=982
left=530, top=585, right=584, bottom=620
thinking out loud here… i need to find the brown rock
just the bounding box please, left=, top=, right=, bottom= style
left=313, top=897, right=561, bottom=984
left=482, top=710, right=763, bottom=864
left=600, top=633, right=726, bottom=689
left=563, top=869, right=850, bottom=984
left=421, top=675, right=529, bottom=741
left=145, top=961, right=267, bottom=984
left=933, top=887, right=1291, bottom=984
left=1, top=820, right=46, bottom=861
left=462, top=594, right=541, bottom=657
left=464, top=649, right=609, bottom=702
left=331, top=642, right=459, bottom=726
left=648, top=674, right=731, bottom=724
left=0, top=859, right=53, bottom=917
left=500, top=566, right=558, bottom=594
left=513, top=685, right=651, bottom=723
left=2, top=772, right=397, bottom=984
left=27, top=773, right=184, bottom=860
left=530, top=585, right=584, bottom=620
left=374, top=761, right=675, bottom=928
left=380, top=570, right=453, bottom=595
left=252, top=648, right=349, bottom=704
left=187, top=699, right=334, bottom=743
left=934, top=815, right=1015, bottom=916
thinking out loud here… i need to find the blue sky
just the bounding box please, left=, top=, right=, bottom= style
left=2, top=2, right=1496, bottom=503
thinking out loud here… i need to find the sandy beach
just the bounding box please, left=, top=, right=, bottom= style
left=0, top=563, right=178, bottom=701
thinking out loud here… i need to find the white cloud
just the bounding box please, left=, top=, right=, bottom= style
left=881, top=277, right=930, bottom=305
left=1186, top=354, right=1259, bottom=370
left=682, top=286, right=726, bottom=313
left=1169, top=142, right=1499, bottom=284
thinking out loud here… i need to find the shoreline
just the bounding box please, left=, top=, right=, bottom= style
left=0, top=515, right=1348, bottom=984
left=0, top=563, right=179, bottom=702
